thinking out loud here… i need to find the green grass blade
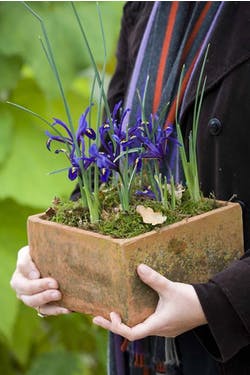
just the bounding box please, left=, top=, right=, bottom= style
left=71, top=2, right=112, bottom=127
left=7, top=101, right=72, bottom=154
left=7, top=101, right=51, bottom=126
left=48, top=167, right=70, bottom=175
left=23, top=2, right=75, bottom=142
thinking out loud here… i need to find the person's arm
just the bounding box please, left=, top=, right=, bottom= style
left=193, top=250, right=250, bottom=362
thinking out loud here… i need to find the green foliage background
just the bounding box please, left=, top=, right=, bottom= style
left=0, top=2, right=124, bottom=373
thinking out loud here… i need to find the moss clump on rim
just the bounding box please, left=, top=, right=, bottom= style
left=44, top=190, right=219, bottom=238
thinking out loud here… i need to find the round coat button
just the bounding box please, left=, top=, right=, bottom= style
left=208, top=118, right=222, bottom=136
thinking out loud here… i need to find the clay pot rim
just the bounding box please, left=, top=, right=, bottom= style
left=28, top=200, right=239, bottom=245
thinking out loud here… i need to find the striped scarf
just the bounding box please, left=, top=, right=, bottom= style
left=110, top=2, right=224, bottom=375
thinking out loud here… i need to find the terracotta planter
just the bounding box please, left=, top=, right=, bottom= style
left=28, top=201, right=244, bottom=326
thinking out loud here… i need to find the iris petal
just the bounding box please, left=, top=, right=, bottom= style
left=76, top=106, right=91, bottom=140
left=68, top=166, right=78, bottom=181
left=52, top=118, right=73, bottom=140
left=85, top=128, right=96, bottom=140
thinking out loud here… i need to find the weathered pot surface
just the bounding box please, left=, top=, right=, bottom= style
left=28, top=201, right=244, bottom=326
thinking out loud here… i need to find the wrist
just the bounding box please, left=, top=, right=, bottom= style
left=189, top=284, right=207, bottom=326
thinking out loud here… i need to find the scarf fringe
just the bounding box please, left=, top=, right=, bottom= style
left=156, top=361, right=166, bottom=373
left=120, top=338, right=129, bottom=352
left=134, top=353, right=145, bottom=368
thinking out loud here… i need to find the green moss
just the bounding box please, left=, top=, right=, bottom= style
left=98, top=209, right=153, bottom=238
left=44, top=191, right=220, bottom=239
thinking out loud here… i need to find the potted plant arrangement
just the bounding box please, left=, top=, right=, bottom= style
left=10, top=3, right=244, bottom=326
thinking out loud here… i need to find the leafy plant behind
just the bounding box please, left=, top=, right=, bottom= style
left=0, top=1, right=124, bottom=374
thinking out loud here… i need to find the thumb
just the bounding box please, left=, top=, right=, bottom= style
left=137, top=264, right=170, bottom=296
left=17, top=246, right=40, bottom=279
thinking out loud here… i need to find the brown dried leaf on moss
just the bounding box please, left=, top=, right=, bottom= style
left=136, top=205, right=167, bottom=225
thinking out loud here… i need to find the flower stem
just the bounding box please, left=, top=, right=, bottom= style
left=71, top=2, right=113, bottom=128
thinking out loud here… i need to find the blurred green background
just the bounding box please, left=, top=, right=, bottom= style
left=0, top=1, right=124, bottom=374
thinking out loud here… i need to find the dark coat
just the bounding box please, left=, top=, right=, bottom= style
left=107, top=2, right=250, bottom=374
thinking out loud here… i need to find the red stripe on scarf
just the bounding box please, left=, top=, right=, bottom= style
left=153, top=1, right=179, bottom=114
left=153, top=2, right=212, bottom=130
left=182, top=1, right=212, bottom=63
left=163, top=2, right=213, bottom=129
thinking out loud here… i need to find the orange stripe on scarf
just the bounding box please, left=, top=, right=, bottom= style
left=153, top=2, right=212, bottom=129
left=163, top=2, right=212, bottom=129
left=182, top=1, right=212, bottom=63
left=153, top=1, right=179, bottom=114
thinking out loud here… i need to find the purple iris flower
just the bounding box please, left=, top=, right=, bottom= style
left=68, top=158, right=80, bottom=181
left=101, top=101, right=140, bottom=152
left=84, top=143, right=117, bottom=183
left=141, top=122, right=178, bottom=161
left=76, top=107, right=96, bottom=142
left=45, top=106, right=96, bottom=181
left=135, top=187, right=157, bottom=200
left=98, top=103, right=144, bottom=179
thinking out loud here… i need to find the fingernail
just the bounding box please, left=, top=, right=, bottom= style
left=51, top=291, right=60, bottom=299
left=138, top=264, right=150, bottom=275
left=48, top=281, right=57, bottom=288
left=29, top=271, right=39, bottom=279
left=61, top=308, right=70, bottom=314
left=93, top=317, right=102, bottom=325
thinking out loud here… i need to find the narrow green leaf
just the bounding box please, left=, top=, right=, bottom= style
left=113, top=148, right=141, bottom=163
left=71, top=2, right=112, bottom=127
left=6, top=101, right=51, bottom=126
left=48, top=167, right=69, bottom=175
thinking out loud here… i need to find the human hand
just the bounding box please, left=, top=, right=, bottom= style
left=10, top=245, right=70, bottom=316
left=93, top=264, right=207, bottom=341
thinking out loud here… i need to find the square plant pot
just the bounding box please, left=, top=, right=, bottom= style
left=28, top=201, right=244, bottom=326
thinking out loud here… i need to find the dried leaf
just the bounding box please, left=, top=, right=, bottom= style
left=136, top=205, right=167, bottom=226
left=175, top=184, right=185, bottom=200
left=166, top=183, right=185, bottom=200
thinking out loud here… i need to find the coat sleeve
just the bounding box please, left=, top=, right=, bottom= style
left=190, top=6, right=250, bottom=361
left=193, top=250, right=250, bottom=362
